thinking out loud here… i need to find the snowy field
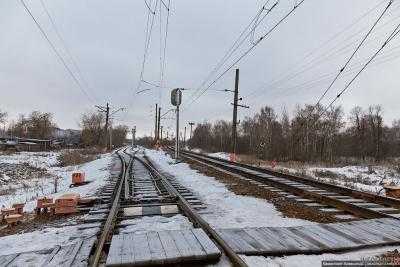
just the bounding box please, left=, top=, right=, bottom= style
left=0, top=150, right=112, bottom=211
left=272, top=163, right=400, bottom=195
left=146, top=148, right=400, bottom=266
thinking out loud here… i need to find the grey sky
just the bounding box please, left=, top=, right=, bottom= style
left=1, top=0, right=400, bottom=137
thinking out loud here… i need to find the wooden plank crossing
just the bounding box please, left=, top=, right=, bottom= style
left=0, top=236, right=97, bottom=267
left=216, top=218, right=400, bottom=256
left=106, top=228, right=221, bottom=266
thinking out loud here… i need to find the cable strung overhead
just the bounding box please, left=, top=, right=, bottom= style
left=291, top=5, right=399, bottom=147
left=20, top=0, right=96, bottom=104
left=243, top=0, right=391, bottom=100
left=136, top=0, right=172, bottom=101
left=183, top=0, right=306, bottom=110
left=39, top=0, right=97, bottom=103
left=187, top=0, right=279, bottom=103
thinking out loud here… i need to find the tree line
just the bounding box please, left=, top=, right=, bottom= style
left=0, top=108, right=128, bottom=149
left=189, top=104, right=400, bottom=163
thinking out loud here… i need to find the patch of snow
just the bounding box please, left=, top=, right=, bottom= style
left=120, top=215, right=193, bottom=234
left=0, top=224, right=98, bottom=256
left=273, top=163, right=400, bottom=195
left=145, top=149, right=313, bottom=228
left=0, top=152, right=112, bottom=211
left=255, top=245, right=400, bottom=267
left=208, top=152, right=230, bottom=160
left=0, top=151, right=59, bottom=169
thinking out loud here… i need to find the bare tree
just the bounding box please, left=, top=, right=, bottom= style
left=80, top=111, right=104, bottom=147
left=0, top=109, right=6, bottom=124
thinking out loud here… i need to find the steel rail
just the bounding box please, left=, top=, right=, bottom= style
left=178, top=149, right=400, bottom=221
left=91, top=148, right=133, bottom=267
left=135, top=155, right=249, bottom=267
left=182, top=149, right=400, bottom=209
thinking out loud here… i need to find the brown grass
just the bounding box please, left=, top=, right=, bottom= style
left=57, top=148, right=101, bottom=167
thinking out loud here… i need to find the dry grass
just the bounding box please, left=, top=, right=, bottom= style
left=57, top=148, right=101, bottom=167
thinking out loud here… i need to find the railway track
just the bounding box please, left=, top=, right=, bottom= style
left=178, top=149, right=400, bottom=222
left=89, top=147, right=248, bottom=267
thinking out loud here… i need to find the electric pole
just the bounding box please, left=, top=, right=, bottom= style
left=188, top=122, right=195, bottom=150
left=231, top=68, right=249, bottom=159
left=232, top=69, right=239, bottom=157
left=160, top=126, right=163, bottom=143
left=154, top=104, right=158, bottom=142
left=131, top=126, right=136, bottom=148
left=157, top=106, right=161, bottom=142
left=184, top=126, right=187, bottom=148
left=95, top=103, right=124, bottom=150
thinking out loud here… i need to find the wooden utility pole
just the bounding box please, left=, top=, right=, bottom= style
left=154, top=104, right=158, bottom=141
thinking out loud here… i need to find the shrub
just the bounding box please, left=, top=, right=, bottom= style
left=57, top=149, right=99, bottom=166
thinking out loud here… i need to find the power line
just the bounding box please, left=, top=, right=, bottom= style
left=136, top=0, right=158, bottom=92
left=184, top=0, right=306, bottom=110
left=187, top=1, right=278, bottom=103
left=323, top=21, right=400, bottom=115
left=39, top=0, right=98, bottom=102
left=314, top=0, right=392, bottom=107
left=160, top=0, right=171, bottom=90
left=244, top=0, right=398, bottom=100
left=20, top=0, right=96, bottom=104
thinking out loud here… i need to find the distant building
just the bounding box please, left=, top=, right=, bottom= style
left=52, top=128, right=81, bottom=147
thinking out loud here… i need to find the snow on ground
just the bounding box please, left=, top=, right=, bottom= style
left=0, top=150, right=112, bottom=211
left=0, top=151, right=59, bottom=169
left=145, top=149, right=400, bottom=266
left=207, top=152, right=230, bottom=160
left=0, top=224, right=98, bottom=256
left=145, top=149, right=312, bottom=229
left=272, top=163, right=400, bottom=195
left=242, top=245, right=400, bottom=267
left=119, top=214, right=193, bottom=234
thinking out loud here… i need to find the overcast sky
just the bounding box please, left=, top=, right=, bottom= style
left=1, top=0, right=400, bottom=137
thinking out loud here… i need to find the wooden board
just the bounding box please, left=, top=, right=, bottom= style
left=106, top=229, right=221, bottom=266
left=216, top=218, right=400, bottom=256
left=0, top=236, right=97, bottom=267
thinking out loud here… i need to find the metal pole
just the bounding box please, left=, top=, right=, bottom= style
left=184, top=126, right=186, bottom=148
left=109, top=126, right=113, bottom=150
left=175, top=106, right=180, bottom=159
left=105, top=103, right=109, bottom=149
left=158, top=107, right=161, bottom=141
left=154, top=104, right=158, bottom=142
left=232, top=68, right=239, bottom=156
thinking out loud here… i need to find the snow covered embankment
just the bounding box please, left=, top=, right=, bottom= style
left=145, top=149, right=311, bottom=229
left=0, top=150, right=112, bottom=211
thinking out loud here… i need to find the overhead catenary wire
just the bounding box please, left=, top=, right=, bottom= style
left=244, top=0, right=397, bottom=100
left=136, top=0, right=158, bottom=92
left=314, top=0, right=392, bottom=107
left=322, top=21, right=400, bottom=116
left=186, top=0, right=279, bottom=105
left=39, top=0, right=98, bottom=102
left=20, top=0, right=95, bottom=104
left=289, top=20, right=400, bottom=149
left=183, top=0, right=306, bottom=110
